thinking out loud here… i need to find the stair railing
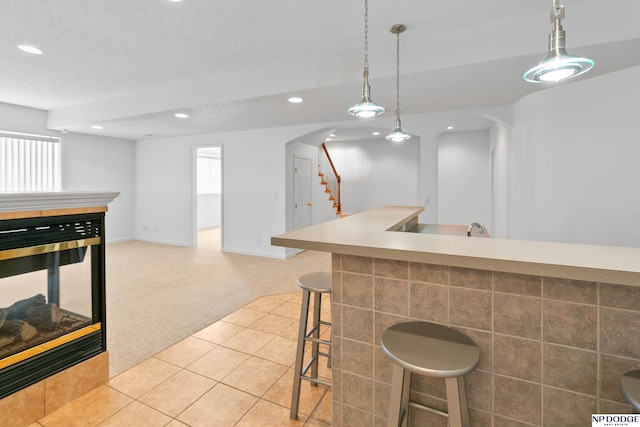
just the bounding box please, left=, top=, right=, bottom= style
left=318, top=142, right=342, bottom=215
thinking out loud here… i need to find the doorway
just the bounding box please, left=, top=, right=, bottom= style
left=194, top=146, right=223, bottom=248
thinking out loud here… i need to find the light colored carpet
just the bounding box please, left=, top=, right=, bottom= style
left=105, top=227, right=330, bottom=377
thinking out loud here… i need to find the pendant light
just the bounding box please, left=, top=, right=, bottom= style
left=385, top=24, right=411, bottom=142
left=348, top=0, right=385, bottom=118
left=523, top=0, right=594, bottom=83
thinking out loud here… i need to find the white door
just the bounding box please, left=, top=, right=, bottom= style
left=294, top=155, right=312, bottom=230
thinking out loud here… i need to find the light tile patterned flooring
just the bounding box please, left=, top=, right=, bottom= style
left=33, top=292, right=332, bottom=427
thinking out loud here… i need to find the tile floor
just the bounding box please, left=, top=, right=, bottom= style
left=32, top=292, right=333, bottom=427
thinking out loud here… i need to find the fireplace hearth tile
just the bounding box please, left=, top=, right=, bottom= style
left=0, top=383, right=44, bottom=427
left=44, top=351, right=109, bottom=415
left=38, top=385, right=131, bottom=427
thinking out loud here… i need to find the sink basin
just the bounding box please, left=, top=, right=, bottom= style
left=410, top=224, right=491, bottom=237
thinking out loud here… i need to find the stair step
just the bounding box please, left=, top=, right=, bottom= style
left=320, top=181, right=327, bottom=185
left=328, top=196, right=335, bottom=201
left=325, top=189, right=331, bottom=193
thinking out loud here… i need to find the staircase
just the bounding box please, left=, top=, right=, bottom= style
left=318, top=142, right=342, bottom=215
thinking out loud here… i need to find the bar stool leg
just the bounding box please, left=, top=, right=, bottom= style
left=290, top=290, right=311, bottom=420
left=387, top=364, right=412, bottom=427
left=326, top=293, right=332, bottom=368
left=310, top=291, right=321, bottom=383
left=445, top=376, right=470, bottom=427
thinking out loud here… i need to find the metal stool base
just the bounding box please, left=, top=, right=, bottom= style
left=290, top=273, right=332, bottom=420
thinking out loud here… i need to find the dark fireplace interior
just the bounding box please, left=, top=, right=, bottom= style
left=0, top=212, right=106, bottom=399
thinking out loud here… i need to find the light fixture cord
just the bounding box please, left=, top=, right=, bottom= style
left=363, top=0, right=370, bottom=81
left=395, top=29, right=401, bottom=118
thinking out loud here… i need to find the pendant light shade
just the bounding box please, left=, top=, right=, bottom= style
left=524, top=0, right=594, bottom=83
left=385, top=24, right=410, bottom=142
left=348, top=0, right=385, bottom=118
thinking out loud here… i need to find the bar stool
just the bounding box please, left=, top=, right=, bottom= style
left=621, top=370, right=640, bottom=413
left=290, top=271, right=332, bottom=420
left=381, top=321, right=480, bottom=427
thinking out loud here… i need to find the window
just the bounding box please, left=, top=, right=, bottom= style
left=0, top=131, right=61, bottom=192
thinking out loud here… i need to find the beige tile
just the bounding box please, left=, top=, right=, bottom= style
left=373, top=277, right=408, bottom=316
left=248, top=313, right=297, bottom=335
left=244, top=296, right=287, bottom=313
left=107, top=357, right=181, bottom=399
left=410, top=262, right=448, bottom=285
left=192, top=320, right=244, bottom=344
left=341, top=255, right=373, bottom=275
left=544, top=299, right=597, bottom=350
left=187, top=345, right=250, bottom=381
left=263, top=367, right=329, bottom=417
left=0, top=383, right=44, bottom=427
left=223, top=356, right=288, bottom=397
left=312, top=389, right=332, bottom=424
left=494, top=335, right=541, bottom=382
left=374, top=259, right=408, bottom=280
left=272, top=302, right=305, bottom=319
left=254, top=335, right=299, bottom=366
left=236, top=399, right=307, bottom=426
left=221, top=307, right=267, bottom=326
left=138, top=369, right=215, bottom=417
left=38, top=385, right=131, bottom=427
left=341, top=372, right=373, bottom=412
left=165, top=420, right=189, bottom=427
left=97, top=401, right=171, bottom=426
left=177, top=383, right=258, bottom=427
left=494, top=293, right=540, bottom=339
left=341, top=273, right=373, bottom=309
left=222, top=328, right=277, bottom=354
left=450, top=267, right=492, bottom=290
left=154, top=336, right=216, bottom=367
left=409, top=282, right=448, bottom=323
left=494, top=272, right=541, bottom=296
left=44, top=352, right=109, bottom=414
left=280, top=320, right=302, bottom=341
left=450, top=287, right=493, bottom=331
left=494, top=376, right=541, bottom=425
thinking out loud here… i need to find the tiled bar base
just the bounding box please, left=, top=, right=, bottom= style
left=0, top=352, right=109, bottom=427
left=330, top=254, right=640, bottom=427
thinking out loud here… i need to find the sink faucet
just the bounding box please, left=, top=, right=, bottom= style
left=467, top=222, right=485, bottom=237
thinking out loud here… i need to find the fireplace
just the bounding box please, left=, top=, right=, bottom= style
left=0, top=192, right=117, bottom=404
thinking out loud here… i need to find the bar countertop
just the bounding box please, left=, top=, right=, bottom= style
left=271, top=205, right=640, bottom=287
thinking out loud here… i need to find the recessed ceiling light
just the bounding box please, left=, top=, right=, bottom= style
left=329, top=134, right=336, bottom=137
left=372, top=132, right=380, bottom=136
left=325, top=138, right=332, bottom=141
left=288, top=97, right=303, bottom=103
left=174, top=113, right=189, bottom=118
left=18, top=45, right=43, bottom=55
left=447, top=126, right=454, bottom=130
left=167, top=0, right=183, bottom=2
left=91, top=125, right=103, bottom=130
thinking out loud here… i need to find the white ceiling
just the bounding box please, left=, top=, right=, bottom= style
left=1, top=0, right=639, bottom=140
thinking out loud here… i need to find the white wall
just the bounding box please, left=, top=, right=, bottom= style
left=437, top=130, right=491, bottom=228
left=490, top=122, right=511, bottom=238
left=135, top=123, right=329, bottom=258
left=325, top=137, right=420, bottom=215
left=0, top=102, right=135, bottom=244
left=512, top=65, right=640, bottom=247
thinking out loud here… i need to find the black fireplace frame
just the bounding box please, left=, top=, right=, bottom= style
left=0, top=212, right=107, bottom=399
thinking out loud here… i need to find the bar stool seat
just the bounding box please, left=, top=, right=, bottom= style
left=290, top=271, right=332, bottom=420
left=381, top=321, right=480, bottom=427
left=621, top=370, right=640, bottom=413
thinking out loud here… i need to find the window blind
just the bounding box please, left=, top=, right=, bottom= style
left=0, top=132, right=61, bottom=192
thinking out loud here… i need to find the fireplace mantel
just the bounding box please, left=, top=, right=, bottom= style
left=0, top=191, right=120, bottom=214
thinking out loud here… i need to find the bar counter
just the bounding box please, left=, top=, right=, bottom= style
left=272, top=206, right=640, bottom=426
